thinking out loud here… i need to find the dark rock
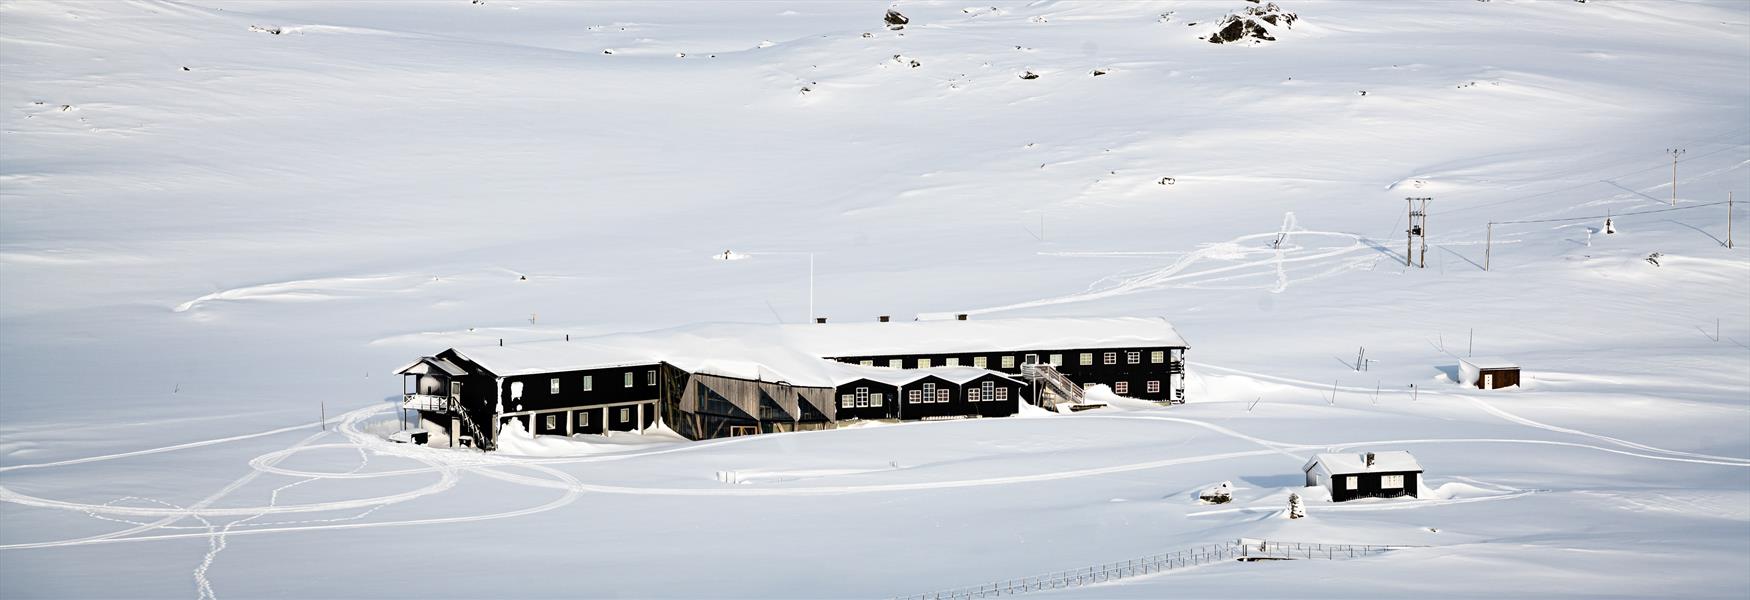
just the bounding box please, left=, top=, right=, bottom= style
left=884, top=9, right=909, bottom=29
left=1019, top=71, right=1040, bottom=80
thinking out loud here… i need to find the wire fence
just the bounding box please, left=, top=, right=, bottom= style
left=893, top=539, right=1417, bottom=600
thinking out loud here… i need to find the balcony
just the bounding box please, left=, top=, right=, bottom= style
left=403, top=394, right=453, bottom=412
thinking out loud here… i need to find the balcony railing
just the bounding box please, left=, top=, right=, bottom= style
left=403, top=394, right=452, bottom=412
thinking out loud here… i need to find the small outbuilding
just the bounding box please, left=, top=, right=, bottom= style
left=1459, top=357, right=1520, bottom=389
left=1304, top=451, right=1422, bottom=502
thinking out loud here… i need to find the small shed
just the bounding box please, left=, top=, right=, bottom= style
left=1304, top=451, right=1422, bottom=502
left=1459, top=357, right=1519, bottom=389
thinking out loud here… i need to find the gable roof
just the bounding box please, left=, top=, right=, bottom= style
left=394, top=356, right=469, bottom=377
left=1460, top=356, right=1517, bottom=370
left=1304, top=451, right=1422, bottom=475
left=441, top=316, right=1186, bottom=387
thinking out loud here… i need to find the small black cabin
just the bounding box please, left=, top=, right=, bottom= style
left=1304, top=451, right=1422, bottom=502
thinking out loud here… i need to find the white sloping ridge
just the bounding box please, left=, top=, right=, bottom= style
left=1459, top=356, right=1517, bottom=386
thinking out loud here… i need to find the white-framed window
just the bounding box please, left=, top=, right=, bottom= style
left=1147, top=380, right=1161, bottom=393
left=922, top=383, right=936, bottom=403
left=1381, top=474, right=1404, bottom=489
left=888, top=358, right=903, bottom=369
left=647, top=370, right=656, bottom=386
left=1114, top=381, right=1129, bottom=394
left=995, top=387, right=1008, bottom=401
left=550, top=378, right=560, bottom=394
left=1126, top=351, right=1140, bottom=364
left=1001, top=356, right=1015, bottom=369
left=510, top=381, right=524, bottom=400
left=841, top=395, right=855, bottom=409
left=545, top=414, right=556, bottom=429
left=968, top=389, right=981, bottom=402
left=623, top=372, right=633, bottom=388
left=578, top=411, right=590, bottom=427
left=860, top=360, right=874, bottom=367
left=855, top=387, right=870, bottom=408
left=908, top=390, right=922, bottom=404
left=1079, top=353, right=1093, bottom=366
left=619, top=407, right=630, bottom=421
left=1103, top=352, right=1117, bottom=365
left=981, top=381, right=995, bottom=402
left=1024, top=354, right=1039, bottom=366
left=918, top=358, right=932, bottom=368
left=1049, top=354, right=1063, bottom=366
left=1082, top=382, right=1096, bottom=390
left=583, top=375, right=593, bottom=391
left=945, top=357, right=960, bottom=366
left=973, top=356, right=988, bottom=368
left=1343, top=476, right=1356, bottom=490
left=1150, top=350, right=1165, bottom=364
left=871, top=392, right=883, bottom=407
left=937, top=389, right=950, bottom=403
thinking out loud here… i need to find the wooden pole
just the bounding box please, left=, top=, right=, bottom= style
left=1728, top=192, right=1734, bottom=249
left=321, top=401, right=326, bottom=431
left=1419, top=198, right=1429, bottom=269
left=1485, top=222, right=1493, bottom=271
left=1406, top=199, right=1414, bottom=267
left=1468, top=328, right=1474, bottom=357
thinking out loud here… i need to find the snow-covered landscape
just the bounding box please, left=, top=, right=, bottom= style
left=2, top=0, right=1747, bottom=597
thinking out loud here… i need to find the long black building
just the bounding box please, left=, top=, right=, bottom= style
left=395, top=316, right=1188, bottom=449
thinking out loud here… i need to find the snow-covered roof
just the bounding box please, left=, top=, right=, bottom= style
left=394, top=356, right=468, bottom=377
left=1304, top=451, right=1422, bottom=475
left=821, top=361, right=1022, bottom=386
left=442, top=317, right=1182, bottom=386
left=1461, top=356, right=1518, bottom=370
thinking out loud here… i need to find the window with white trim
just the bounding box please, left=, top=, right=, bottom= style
left=623, top=372, right=633, bottom=388
left=578, top=411, right=590, bottom=427
left=1001, top=356, right=1015, bottom=369
left=936, top=389, right=949, bottom=403
left=855, top=387, right=870, bottom=408
left=973, top=356, right=988, bottom=368
left=945, top=357, right=960, bottom=366
left=1381, top=474, right=1404, bottom=489
left=871, top=392, right=883, bottom=407
left=510, top=381, right=524, bottom=400
left=994, top=387, right=1008, bottom=401
left=550, top=378, right=560, bottom=394
left=981, top=381, right=995, bottom=403
left=917, top=358, right=932, bottom=368
left=1049, top=354, right=1063, bottom=366
left=1103, top=352, right=1117, bottom=365
left=888, top=359, right=903, bottom=368
left=1079, top=353, right=1093, bottom=366
left=841, top=395, right=855, bottom=409
left=1114, top=381, right=1129, bottom=395
left=860, top=360, right=874, bottom=367
left=908, top=390, right=922, bottom=404
left=583, top=375, right=593, bottom=391
left=1147, top=380, right=1161, bottom=393
left=647, top=370, right=656, bottom=386
left=1082, top=382, right=1096, bottom=390
left=545, top=414, right=556, bottom=429
left=1150, top=351, right=1165, bottom=364
left=922, top=383, right=936, bottom=403
left=968, top=388, right=981, bottom=402
left=1343, top=476, right=1356, bottom=490
left=1126, top=351, right=1140, bottom=364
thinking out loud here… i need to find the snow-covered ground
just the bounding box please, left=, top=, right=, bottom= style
left=1, top=0, right=1746, bottom=598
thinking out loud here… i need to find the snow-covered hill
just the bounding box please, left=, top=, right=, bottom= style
left=1, top=1, right=1746, bottom=598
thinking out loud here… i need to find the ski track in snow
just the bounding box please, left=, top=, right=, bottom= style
left=5, top=369, right=1748, bottom=554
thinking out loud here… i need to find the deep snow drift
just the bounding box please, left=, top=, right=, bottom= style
left=1, top=1, right=1747, bottom=598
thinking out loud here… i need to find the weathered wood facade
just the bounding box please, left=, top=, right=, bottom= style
left=828, top=345, right=1187, bottom=404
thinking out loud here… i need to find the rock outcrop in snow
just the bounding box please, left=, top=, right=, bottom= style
left=1207, top=2, right=1298, bottom=45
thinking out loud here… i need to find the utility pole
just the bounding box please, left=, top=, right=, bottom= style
left=1667, top=148, right=1685, bottom=205
left=1728, top=191, right=1735, bottom=249
left=1485, top=222, right=1493, bottom=271
left=1406, top=197, right=1431, bottom=268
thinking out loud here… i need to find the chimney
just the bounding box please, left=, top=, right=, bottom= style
left=1365, top=452, right=1376, bottom=467
left=879, top=315, right=890, bottom=322
left=815, top=317, right=827, bottom=324
left=956, top=313, right=968, bottom=321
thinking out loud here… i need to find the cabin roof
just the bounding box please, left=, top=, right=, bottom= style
left=1304, top=451, right=1422, bottom=475
left=443, top=316, right=1184, bottom=386
left=394, top=356, right=469, bottom=377
left=1460, top=356, right=1518, bottom=370
left=822, top=362, right=1023, bottom=386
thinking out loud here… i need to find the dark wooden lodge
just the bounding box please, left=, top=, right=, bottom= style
left=396, top=316, right=1189, bottom=449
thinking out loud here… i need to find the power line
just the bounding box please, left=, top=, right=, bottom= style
left=1490, top=200, right=1729, bottom=226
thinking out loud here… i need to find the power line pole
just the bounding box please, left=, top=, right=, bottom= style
left=1485, top=221, right=1493, bottom=271
left=1667, top=148, right=1685, bottom=206
left=1406, top=197, right=1431, bottom=268
left=1728, top=191, right=1735, bottom=249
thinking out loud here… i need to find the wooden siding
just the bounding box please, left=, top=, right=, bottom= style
left=828, top=345, right=1187, bottom=403
left=1476, top=368, right=1520, bottom=389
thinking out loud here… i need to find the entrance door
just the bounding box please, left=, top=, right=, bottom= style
left=1482, top=373, right=1494, bottom=389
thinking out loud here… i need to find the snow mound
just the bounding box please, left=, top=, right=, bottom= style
left=494, top=419, right=689, bottom=457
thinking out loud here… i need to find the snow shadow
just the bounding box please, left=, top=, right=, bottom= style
left=1434, top=364, right=1460, bottom=381
left=1240, top=474, right=1303, bottom=488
